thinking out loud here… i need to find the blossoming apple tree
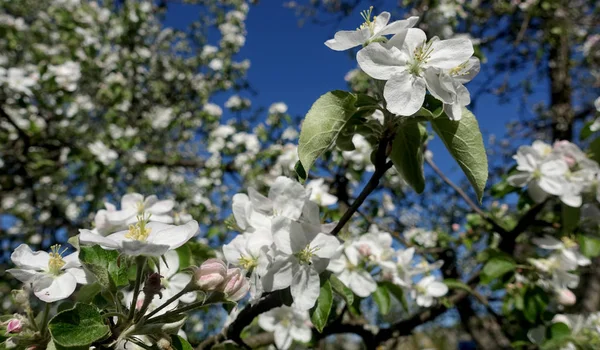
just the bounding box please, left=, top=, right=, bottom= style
left=1, top=1, right=600, bottom=350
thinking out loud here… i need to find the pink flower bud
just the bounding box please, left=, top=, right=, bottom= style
left=7, top=319, right=23, bottom=334
left=451, top=223, right=460, bottom=232
left=221, top=268, right=249, bottom=301
left=557, top=289, right=576, bottom=306
left=195, top=258, right=227, bottom=291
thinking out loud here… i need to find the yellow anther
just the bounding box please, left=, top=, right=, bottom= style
left=238, top=255, right=257, bottom=270
left=125, top=215, right=152, bottom=241
left=561, top=236, right=577, bottom=249
left=48, top=244, right=67, bottom=275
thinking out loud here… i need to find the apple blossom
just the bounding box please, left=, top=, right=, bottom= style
left=195, top=258, right=228, bottom=291
left=79, top=217, right=199, bottom=256
left=7, top=244, right=90, bottom=303
left=411, top=275, right=448, bottom=307
left=257, top=306, right=312, bottom=350
left=325, top=7, right=418, bottom=51
left=357, top=28, right=474, bottom=116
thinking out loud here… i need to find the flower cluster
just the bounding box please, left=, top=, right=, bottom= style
left=508, top=140, right=599, bottom=207
left=326, top=9, right=479, bottom=120
left=224, top=176, right=341, bottom=310
left=328, top=225, right=448, bottom=307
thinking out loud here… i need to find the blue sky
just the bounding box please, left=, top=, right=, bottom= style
left=166, top=1, right=549, bottom=181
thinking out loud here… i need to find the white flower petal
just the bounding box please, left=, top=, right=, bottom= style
left=291, top=265, right=320, bottom=310
left=384, top=72, right=426, bottom=116
left=428, top=37, right=474, bottom=69
left=11, top=244, right=49, bottom=270
left=378, top=16, right=419, bottom=36
left=272, top=217, right=307, bottom=255
left=33, top=273, right=77, bottom=303
left=311, top=233, right=340, bottom=259
left=269, top=177, right=307, bottom=220
left=357, top=43, right=406, bottom=80
left=324, top=29, right=370, bottom=51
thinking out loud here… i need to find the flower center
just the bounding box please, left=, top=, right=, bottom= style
left=48, top=244, right=67, bottom=275
left=449, top=61, right=469, bottom=77
left=125, top=215, right=152, bottom=241
left=410, top=41, right=434, bottom=76
left=238, top=255, right=257, bottom=270
left=296, top=245, right=320, bottom=265
left=357, top=6, right=376, bottom=35
left=561, top=236, right=577, bottom=249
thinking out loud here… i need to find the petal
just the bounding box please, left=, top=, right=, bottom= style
left=7, top=268, right=40, bottom=284
left=79, top=229, right=120, bottom=249
left=324, top=28, right=370, bottom=51
left=428, top=37, right=474, bottom=69
left=357, top=43, right=406, bottom=80
left=443, top=102, right=463, bottom=121
left=33, top=273, right=77, bottom=303
left=507, top=172, right=531, bottom=187
left=223, top=235, right=247, bottom=265
left=159, top=250, right=181, bottom=278
left=372, top=11, right=391, bottom=34
left=273, top=327, right=293, bottom=350
left=538, top=176, right=566, bottom=196
left=384, top=72, right=427, bottom=116
left=532, top=235, right=564, bottom=250
left=268, top=177, right=307, bottom=220
left=540, top=159, right=568, bottom=177
left=528, top=181, right=549, bottom=203
left=258, top=311, right=277, bottom=332
left=311, top=233, right=341, bottom=259
left=425, top=69, right=455, bottom=104
left=426, top=281, right=448, bottom=297
left=248, top=188, right=272, bottom=214
left=11, top=244, right=48, bottom=270
left=403, top=28, right=427, bottom=56
left=377, top=16, right=419, bottom=36
left=62, top=252, right=82, bottom=269
left=454, top=57, right=480, bottom=84
left=120, top=240, right=170, bottom=257
left=121, top=193, right=144, bottom=210
left=272, top=217, right=307, bottom=255
left=66, top=267, right=93, bottom=285
left=232, top=193, right=250, bottom=230
left=291, top=265, right=320, bottom=310
left=147, top=200, right=175, bottom=215
left=261, top=255, right=295, bottom=291
left=149, top=220, right=199, bottom=249
left=291, top=323, right=312, bottom=343
left=349, top=270, right=377, bottom=297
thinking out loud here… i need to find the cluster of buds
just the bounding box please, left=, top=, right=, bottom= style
left=194, top=259, right=249, bottom=301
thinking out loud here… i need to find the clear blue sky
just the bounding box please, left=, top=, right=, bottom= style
left=166, top=1, right=549, bottom=180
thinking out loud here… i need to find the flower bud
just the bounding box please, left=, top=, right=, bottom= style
left=221, top=268, right=249, bottom=302
left=11, top=289, right=29, bottom=309
left=6, top=319, right=23, bottom=334
left=557, top=289, right=576, bottom=306
left=195, top=258, right=227, bottom=291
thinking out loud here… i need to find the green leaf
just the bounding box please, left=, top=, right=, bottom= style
left=329, top=275, right=354, bottom=306
left=76, top=283, right=103, bottom=304
left=310, top=279, right=333, bottom=333
left=431, top=107, right=488, bottom=202
left=390, top=122, right=427, bottom=193
left=579, top=235, right=600, bottom=258
left=381, top=281, right=408, bottom=312
left=443, top=279, right=474, bottom=294
left=589, top=137, right=600, bottom=164
left=373, top=283, right=391, bottom=315
left=170, top=335, right=194, bottom=350
left=297, top=90, right=358, bottom=180
left=547, top=322, right=570, bottom=340
left=48, top=303, right=110, bottom=347
left=562, top=203, right=580, bottom=233
left=482, top=256, right=515, bottom=283
left=79, top=245, right=129, bottom=290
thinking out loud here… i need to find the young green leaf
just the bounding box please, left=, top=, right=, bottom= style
left=329, top=275, right=354, bottom=306
left=297, top=90, right=358, bottom=180
left=79, top=245, right=129, bottom=290
left=482, top=256, right=516, bottom=283
left=373, top=283, right=391, bottom=315
left=390, top=122, right=427, bottom=193
left=431, top=107, right=488, bottom=202
left=310, top=279, right=334, bottom=333
left=170, top=335, right=194, bottom=350
left=48, top=303, right=110, bottom=348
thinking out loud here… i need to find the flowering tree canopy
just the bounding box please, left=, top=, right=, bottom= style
left=1, top=1, right=600, bottom=350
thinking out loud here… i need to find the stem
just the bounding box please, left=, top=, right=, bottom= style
left=141, top=284, right=194, bottom=322
left=103, top=312, right=127, bottom=320
left=330, top=134, right=393, bottom=236
left=26, top=307, right=39, bottom=332
left=39, top=303, right=50, bottom=338
left=147, top=296, right=220, bottom=324
left=128, top=257, right=147, bottom=321
left=425, top=156, right=508, bottom=236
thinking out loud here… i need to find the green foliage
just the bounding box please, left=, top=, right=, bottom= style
left=562, top=204, right=580, bottom=233
left=310, top=279, right=333, bottom=333
left=373, top=282, right=391, bottom=315
left=579, top=235, right=600, bottom=258
left=297, top=90, right=378, bottom=180
left=48, top=303, right=110, bottom=348
left=390, top=122, right=427, bottom=193
left=170, top=335, right=194, bottom=350
left=481, top=255, right=516, bottom=284
left=79, top=245, right=129, bottom=291
left=329, top=274, right=354, bottom=306
left=380, top=281, right=409, bottom=312
left=430, top=107, right=488, bottom=202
